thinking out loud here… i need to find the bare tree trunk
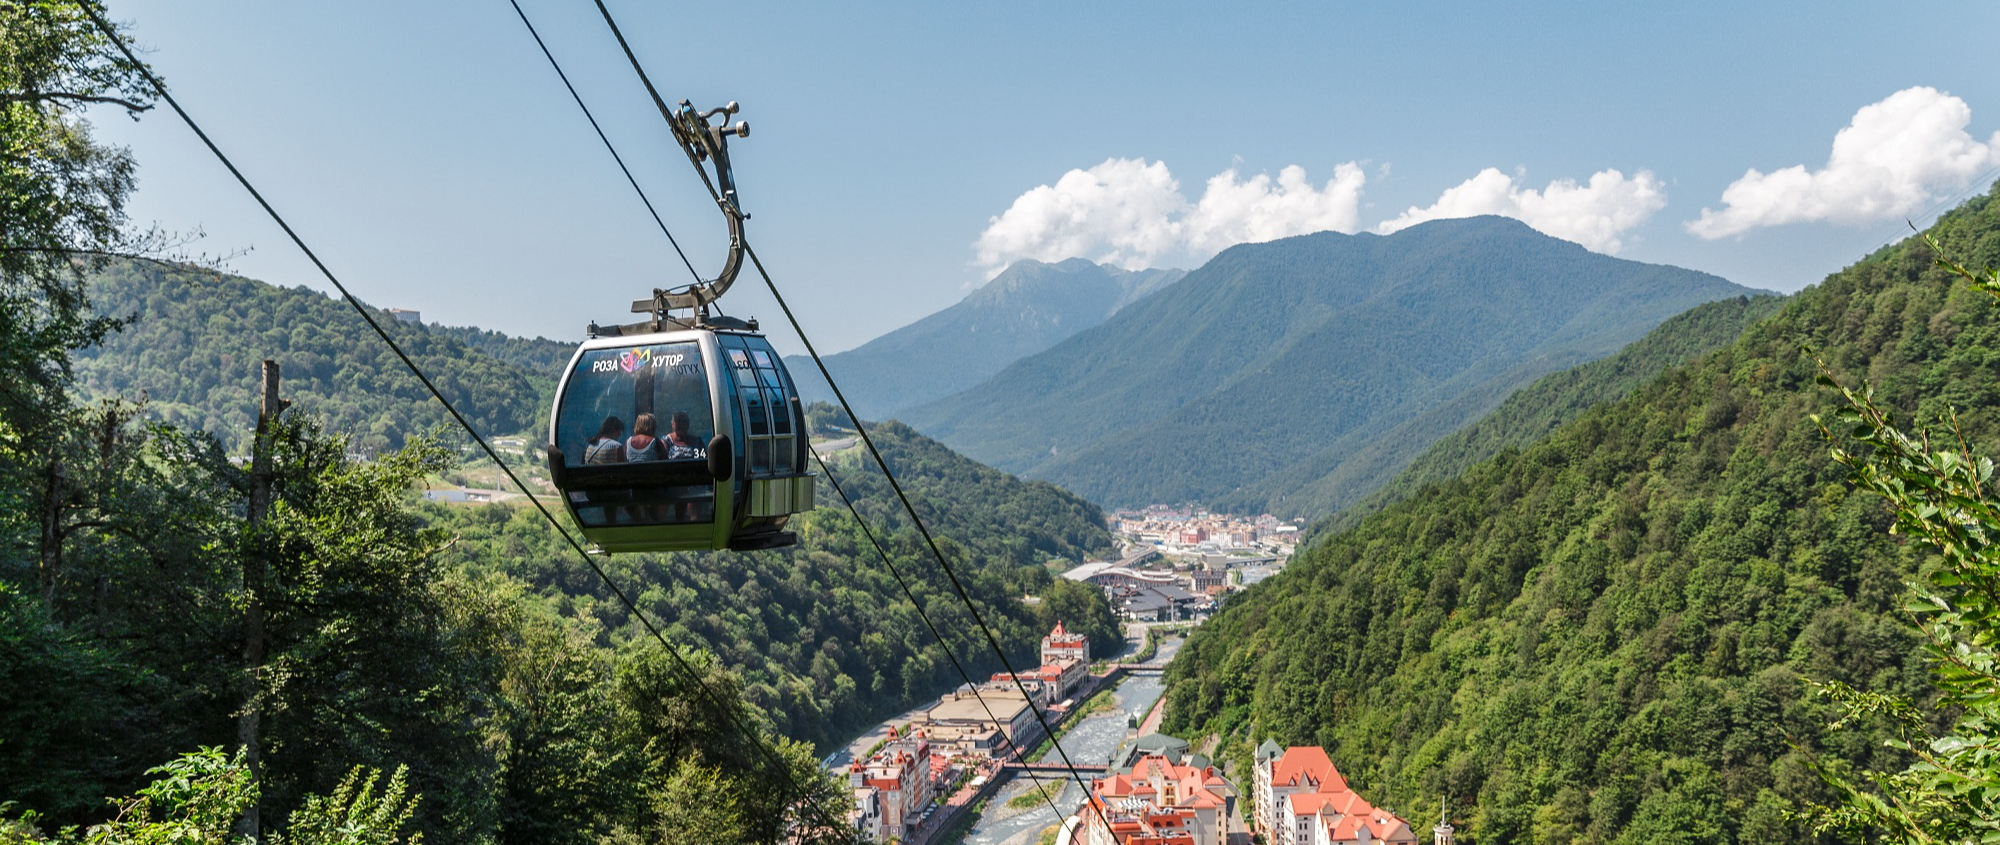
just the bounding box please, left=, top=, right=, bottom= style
left=36, top=460, right=65, bottom=608
left=237, top=360, right=285, bottom=839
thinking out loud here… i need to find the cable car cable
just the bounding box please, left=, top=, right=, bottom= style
left=743, top=243, right=1118, bottom=833
left=508, top=3, right=1080, bottom=822
left=75, top=10, right=853, bottom=839
left=583, top=0, right=729, bottom=210
left=561, top=0, right=1118, bottom=826
left=504, top=0, right=704, bottom=287
left=808, top=446, right=1073, bottom=815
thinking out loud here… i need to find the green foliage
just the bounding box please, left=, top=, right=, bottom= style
left=907, top=216, right=1759, bottom=515
left=1801, top=239, right=2000, bottom=842
left=243, top=422, right=502, bottom=841
left=1123, top=626, right=1162, bottom=665
left=0, top=750, right=424, bottom=845
left=2, top=10, right=867, bottom=845
left=0, top=583, right=156, bottom=818
left=0, top=0, right=150, bottom=424
left=72, top=748, right=257, bottom=845
left=1163, top=186, right=2000, bottom=844
left=1007, top=781, right=1063, bottom=811
left=76, top=262, right=547, bottom=455
left=1033, top=577, right=1122, bottom=661
left=428, top=418, right=1118, bottom=751
left=1312, top=293, right=1786, bottom=536
left=275, top=765, right=423, bottom=845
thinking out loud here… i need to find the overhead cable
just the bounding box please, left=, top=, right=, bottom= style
left=76, top=7, right=849, bottom=840
left=508, top=0, right=1078, bottom=824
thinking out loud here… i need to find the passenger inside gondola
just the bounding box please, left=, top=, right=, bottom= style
left=663, top=411, right=706, bottom=459
left=585, top=416, right=626, bottom=463
left=626, top=412, right=664, bottom=461
left=556, top=342, right=716, bottom=527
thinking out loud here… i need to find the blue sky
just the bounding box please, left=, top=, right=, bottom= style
left=95, top=1, right=2000, bottom=354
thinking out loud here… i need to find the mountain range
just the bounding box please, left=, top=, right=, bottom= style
left=902, top=216, right=1764, bottom=517
left=1162, top=183, right=2000, bottom=845
left=787, top=258, right=1185, bottom=419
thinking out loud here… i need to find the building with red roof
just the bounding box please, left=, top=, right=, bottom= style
left=1081, top=753, right=1234, bottom=845
left=1037, top=621, right=1091, bottom=696
left=1043, top=620, right=1090, bottom=665
left=1253, top=741, right=1417, bottom=845
left=848, top=727, right=936, bottom=842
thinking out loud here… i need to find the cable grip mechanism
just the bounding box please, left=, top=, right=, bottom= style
left=620, top=100, right=753, bottom=333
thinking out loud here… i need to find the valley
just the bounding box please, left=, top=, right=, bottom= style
left=6, top=18, right=1993, bottom=842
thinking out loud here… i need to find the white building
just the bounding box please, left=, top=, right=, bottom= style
left=849, top=728, right=935, bottom=842
left=1254, top=741, right=1417, bottom=845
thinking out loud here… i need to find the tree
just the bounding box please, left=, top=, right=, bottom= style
left=1033, top=577, right=1122, bottom=660
left=0, top=0, right=153, bottom=423
left=1808, top=236, right=2000, bottom=842
left=606, top=643, right=860, bottom=845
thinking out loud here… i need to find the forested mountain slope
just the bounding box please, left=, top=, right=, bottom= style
left=905, top=217, right=1759, bottom=515
left=427, top=417, right=1119, bottom=750
left=424, top=322, right=574, bottom=375
left=788, top=258, right=1184, bottom=418
left=1162, top=188, right=2000, bottom=844
left=1296, top=292, right=1786, bottom=534
left=78, top=262, right=551, bottom=453
left=67, top=261, right=1125, bottom=756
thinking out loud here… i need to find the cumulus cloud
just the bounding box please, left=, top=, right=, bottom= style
left=1375, top=167, right=1667, bottom=254
left=974, top=158, right=1364, bottom=275
left=1688, top=86, right=2000, bottom=239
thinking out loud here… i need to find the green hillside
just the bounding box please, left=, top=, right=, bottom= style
left=430, top=417, right=1120, bottom=749
left=1292, top=292, right=1786, bottom=533
left=788, top=258, right=1185, bottom=419
left=904, top=217, right=1759, bottom=517
left=424, top=321, right=575, bottom=376
left=76, top=262, right=554, bottom=454
left=55, top=261, right=1123, bottom=776
left=1161, top=188, right=2000, bottom=844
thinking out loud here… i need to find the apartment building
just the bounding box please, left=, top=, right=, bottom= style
left=1253, top=741, right=1417, bottom=845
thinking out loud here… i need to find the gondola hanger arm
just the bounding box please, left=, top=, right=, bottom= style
left=627, top=100, right=751, bottom=326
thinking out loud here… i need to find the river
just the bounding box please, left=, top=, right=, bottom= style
left=948, top=634, right=1183, bottom=845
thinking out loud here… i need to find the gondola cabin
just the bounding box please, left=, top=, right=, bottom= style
left=546, top=326, right=814, bottom=552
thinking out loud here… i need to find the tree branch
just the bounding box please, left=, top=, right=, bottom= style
left=0, top=91, right=152, bottom=112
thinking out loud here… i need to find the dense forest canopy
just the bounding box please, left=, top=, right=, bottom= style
left=1311, top=293, right=1786, bottom=539
left=76, top=262, right=555, bottom=455
left=1, top=5, right=1124, bottom=842
left=1163, top=186, right=2000, bottom=844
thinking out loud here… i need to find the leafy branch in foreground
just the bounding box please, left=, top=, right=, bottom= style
left=0, top=749, right=424, bottom=845
left=1806, top=235, right=2000, bottom=843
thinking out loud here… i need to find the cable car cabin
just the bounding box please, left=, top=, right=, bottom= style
left=545, top=328, right=815, bottom=552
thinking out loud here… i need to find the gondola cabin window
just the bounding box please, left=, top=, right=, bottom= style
left=554, top=341, right=715, bottom=527
left=719, top=333, right=804, bottom=478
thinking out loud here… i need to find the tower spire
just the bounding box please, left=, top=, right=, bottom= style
left=1433, top=798, right=1454, bottom=845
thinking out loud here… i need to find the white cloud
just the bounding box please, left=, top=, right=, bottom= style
left=974, top=158, right=1365, bottom=275
left=1374, top=167, right=1666, bottom=254
left=1184, top=164, right=1366, bottom=255
left=1688, top=86, right=2000, bottom=239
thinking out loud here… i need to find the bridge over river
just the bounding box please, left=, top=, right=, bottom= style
left=1000, top=761, right=1111, bottom=775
